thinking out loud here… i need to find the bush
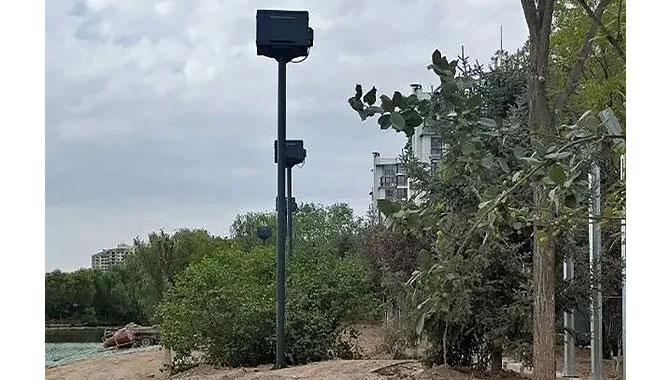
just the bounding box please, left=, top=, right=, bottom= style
left=286, top=250, right=375, bottom=363
left=157, top=245, right=375, bottom=369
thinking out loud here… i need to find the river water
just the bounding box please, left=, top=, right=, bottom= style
left=45, top=342, right=107, bottom=367
left=45, top=327, right=110, bottom=367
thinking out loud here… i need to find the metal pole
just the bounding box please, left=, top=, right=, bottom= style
left=597, top=108, right=624, bottom=379
left=589, top=164, right=602, bottom=380
left=275, top=57, right=287, bottom=368
left=620, top=155, right=626, bottom=380
left=563, top=252, right=577, bottom=377
left=287, top=167, right=293, bottom=260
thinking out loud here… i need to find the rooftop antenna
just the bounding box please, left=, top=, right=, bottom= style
left=500, top=25, right=503, bottom=52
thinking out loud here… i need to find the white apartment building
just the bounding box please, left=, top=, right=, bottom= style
left=91, top=243, right=134, bottom=271
left=371, top=84, right=443, bottom=210
left=370, top=153, right=409, bottom=204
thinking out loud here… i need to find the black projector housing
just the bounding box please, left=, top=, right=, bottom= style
left=256, top=10, right=313, bottom=61
left=274, top=139, right=306, bottom=168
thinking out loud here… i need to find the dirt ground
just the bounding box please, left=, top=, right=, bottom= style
left=46, top=351, right=522, bottom=380
left=45, top=325, right=617, bottom=380
left=45, top=346, right=166, bottom=380
left=558, top=347, right=621, bottom=380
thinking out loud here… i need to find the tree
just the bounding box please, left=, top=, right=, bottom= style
left=520, top=1, right=614, bottom=378
left=230, top=203, right=363, bottom=257
left=349, top=36, right=623, bottom=374
left=294, top=203, right=363, bottom=257
left=130, top=229, right=228, bottom=319
left=230, top=211, right=277, bottom=251
left=349, top=48, right=536, bottom=372
left=550, top=0, right=626, bottom=124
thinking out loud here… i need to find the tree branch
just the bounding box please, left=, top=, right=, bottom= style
left=554, top=0, right=611, bottom=116
left=456, top=134, right=602, bottom=256
left=520, top=0, right=539, bottom=37
left=575, top=0, right=626, bottom=62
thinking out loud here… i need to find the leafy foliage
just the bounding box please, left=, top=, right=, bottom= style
left=550, top=0, right=626, bottom=125
left=45, top=267, right=145, bottom=325
left=231, top=203, right=363, bottom=256
left=157, top=244, right=375, bottom=369
left=349, top=45, right=624, bottom=368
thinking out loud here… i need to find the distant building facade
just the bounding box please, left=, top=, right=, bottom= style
left=371, top=84, right=442, bottom=211
left=91, top=244, right=134, bottom=271
left=370, top=153, right=409, bottom=204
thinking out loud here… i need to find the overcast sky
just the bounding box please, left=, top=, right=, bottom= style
left=46, top=0, right=528, bottom=271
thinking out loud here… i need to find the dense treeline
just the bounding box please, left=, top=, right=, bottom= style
left=45, top=203, right=368, bottom=327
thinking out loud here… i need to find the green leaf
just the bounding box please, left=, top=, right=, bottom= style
left=378, top=114, right=392, bottom=130
left=418, top=250, right=432, bottom=269
left=348, top=97, right=364, bottom=111
left=363, top=87, right=377, bottom=106
left=478, top=117, right=497, bottom=128
left=512, top=170, right=523, bottom=182
left=376, top=199, right=401, bottom=217
left=497, top=158, right=511, bottom=174
left=480, top=156, right=496, bottom=169
left=355, top=84, right=362, bottom=100
left=380, top=95, right=394, bottom=112
left=403, top=109, right=423, bottom=128
left=549, top=164, right=567, bottom=184
left=432, top=49, right=442, bottom=66
left=461, top=142, right=475, bottom=155
left=390, top=111, right=405, bottom=130
left=392, top=91, right=406, bottom=108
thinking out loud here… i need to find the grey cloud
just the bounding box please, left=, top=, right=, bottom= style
left=46, top=0, right=528, bottom=271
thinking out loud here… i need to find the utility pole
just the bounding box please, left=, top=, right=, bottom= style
left=563, top=250, right=577, bottom=378
left=256, top=9, right=313, bottom=368
left=286, top=167, right=293, bottom=258
left=275, top=139, right=305, bottom=261
left=598, top=108, right=625, bottom=379
left=589, top=164, right=602, bottom=380
left=275, top=56, right=288, bottom=369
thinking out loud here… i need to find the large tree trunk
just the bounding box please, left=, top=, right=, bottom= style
left=520, top=1, right=610, bottom=378
left=529, top=55, right=556, bottom=380
left=533, top=186, right=556, bottom=380
left=521, top=1, right=557, bottom=379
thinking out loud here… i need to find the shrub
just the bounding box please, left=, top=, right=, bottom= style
left=157, top=245, right=375, bottom=369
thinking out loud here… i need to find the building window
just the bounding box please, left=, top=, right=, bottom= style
left=431, top=136, right=443, bottom=157
left=397, top=164, right=407, bottom=175
left=398, top=188, right=408, bottom=199
left=431, top=160, right=439, bottom=173
left=385, top=188, right=396, bottom=200
left=380, top=176, right=396, bottom=187
left=384, top=167, right=395, bottom=177
left=396, top=175, right=408, bottom=186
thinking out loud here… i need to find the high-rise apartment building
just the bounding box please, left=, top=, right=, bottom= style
left=370, top=84, right=442, bottom=210
left=370, top=153, right=409, bottom=204
left=91, top=243, right=133, bottom=271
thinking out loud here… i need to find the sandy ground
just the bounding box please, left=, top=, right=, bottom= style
left=45, top=346, right=167, bottom=380
left=46, top=352, right=519, bottom=380
left=45, top=325, right=616, bottom=380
